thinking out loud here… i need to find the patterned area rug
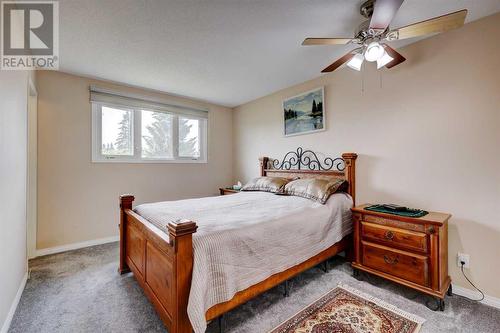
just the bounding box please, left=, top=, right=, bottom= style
left=269, top=285, right=424, bottom=333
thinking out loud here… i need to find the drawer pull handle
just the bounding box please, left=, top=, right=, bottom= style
left=383, top=255, right=399, bottom=265
left=384, top=231, right=394, bottom=240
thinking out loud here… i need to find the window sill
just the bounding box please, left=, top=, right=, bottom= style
left=91, top=158, right=207, bottom=164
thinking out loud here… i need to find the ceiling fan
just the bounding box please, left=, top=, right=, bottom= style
left=302, top=0, right=467, bottom=73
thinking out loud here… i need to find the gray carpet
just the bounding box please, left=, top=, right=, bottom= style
left=9, top=242, right=500, bottom=333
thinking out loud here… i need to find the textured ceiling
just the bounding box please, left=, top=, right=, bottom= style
left=58, top=0, right=500, bottom=107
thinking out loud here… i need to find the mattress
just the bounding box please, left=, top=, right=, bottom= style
left=135, top=191, right=353, bottom=333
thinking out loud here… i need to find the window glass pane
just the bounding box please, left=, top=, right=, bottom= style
left=141, top=110, right=174, bottom=158
left=101, top=106, right=133, bottom=156
left=179, top=117, right=200, bottom=158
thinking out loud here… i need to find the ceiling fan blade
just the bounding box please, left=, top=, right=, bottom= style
left=369, top=0, right=405, bottom=30
left=321, top=52, right=355, bottom=73
left=302, top=38, right=353, bottom=46
left=389, top=9, right=467, bottom=40
left=382, top=44, right=406, bottom=68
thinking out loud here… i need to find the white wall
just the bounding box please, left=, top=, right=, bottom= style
left=233, top=14, right=500, bottom=298
left=0, top=70, right=32, bottom=332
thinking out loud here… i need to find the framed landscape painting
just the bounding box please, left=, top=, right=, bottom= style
left=283, top=87, right=325, bottom=136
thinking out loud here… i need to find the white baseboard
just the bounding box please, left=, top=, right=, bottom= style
left=452, top=283, right=500, bottom=309
left=0, top=272, right=28, bottom=333
left=35, top=236, right=119, bottom=257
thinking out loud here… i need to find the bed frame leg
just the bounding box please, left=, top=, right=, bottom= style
left=321, top=260, right=328, bottom=273
left=345, top=246, right=354, bottom=262
left=283, top=280, right=290, bottom=297
left=218, top=314, right=225, bottom=333
left=119, top=194, right=134, bottom=274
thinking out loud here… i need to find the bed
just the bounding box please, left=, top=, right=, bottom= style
left=118, top=148, right=358, bottom=333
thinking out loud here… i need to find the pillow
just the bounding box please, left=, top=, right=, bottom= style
left=282, top=178, right=348, bottom=204
left=241, top=176, right=291, bottom=193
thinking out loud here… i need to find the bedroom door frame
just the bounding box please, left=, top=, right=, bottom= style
left=27, top=77, right=38, bottom=259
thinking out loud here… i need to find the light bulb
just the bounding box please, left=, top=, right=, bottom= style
left=364, top=42, right=384, bottom=62
left=376, top=50, right=394, bottom=69
left=347, top=53, right=364, bottom=71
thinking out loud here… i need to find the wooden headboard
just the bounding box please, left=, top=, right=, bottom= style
left=259, top=147, right=358, bottom=204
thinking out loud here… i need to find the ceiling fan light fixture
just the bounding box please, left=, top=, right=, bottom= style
left=302, top=2, right=467, bottom=74
left=376, top=50, right=394, bottom=69
left=347, top=53, right=364, bottom=71
left=364, top=42, right=384, bottom=62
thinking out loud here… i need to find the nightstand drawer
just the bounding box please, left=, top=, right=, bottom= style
left=362, top=241, right=428, bottom=286
left=361, top=222, right=427, bottom=253
left=363, top=215, right=425, bottom=232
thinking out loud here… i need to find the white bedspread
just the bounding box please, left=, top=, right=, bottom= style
left=135, top=191, right=353, bottom=333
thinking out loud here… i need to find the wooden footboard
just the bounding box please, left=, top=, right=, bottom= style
left=119, top=195, right=196, bottom=333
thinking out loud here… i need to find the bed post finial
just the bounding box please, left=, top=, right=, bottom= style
left=259, top=157, right=269, bottom=176
left=342, top=153, right=358, bottom=205
left=167, top=220, right=198, bottom=252
left=120, top=194, right=135, bottom=209
left=119, top=194, right=135, bottom=274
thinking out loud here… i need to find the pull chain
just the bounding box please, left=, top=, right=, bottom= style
left=361, top=64, right=365, bottom=94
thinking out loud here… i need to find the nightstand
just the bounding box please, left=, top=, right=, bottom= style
left=219, top=188, right=240, bottom=195
left=351, top=204, right=452, bottom=310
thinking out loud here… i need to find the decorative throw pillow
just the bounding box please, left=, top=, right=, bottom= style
left=241, top=176, right=291, bottom=193
left=282, top=178, right=348, bottom=204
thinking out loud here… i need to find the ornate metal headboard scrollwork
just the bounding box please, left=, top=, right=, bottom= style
left=271, top=147, right=345, bottom=172
left=259, top=147, right=358, bottom=205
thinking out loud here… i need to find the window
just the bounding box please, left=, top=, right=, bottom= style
left=91, top=87, right=207, bottom=163
left=101, top=106, right=134, bottom=156
left=140, top=110, right=174, bottom=159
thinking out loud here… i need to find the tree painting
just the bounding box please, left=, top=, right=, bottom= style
left=283, top=88, right=324, bottom=136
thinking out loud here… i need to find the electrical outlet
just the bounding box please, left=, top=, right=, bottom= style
left=457, top=253, right=470, bottom=268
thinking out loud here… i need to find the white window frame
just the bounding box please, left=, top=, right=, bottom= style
left=91, top=102, right=208, bottom=163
